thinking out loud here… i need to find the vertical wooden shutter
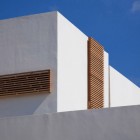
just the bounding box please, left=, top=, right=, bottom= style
left=88, top=37, right=104, bottom=109
left=0, top=70, right=51, bottom=96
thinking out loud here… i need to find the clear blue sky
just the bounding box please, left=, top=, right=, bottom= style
left=0, top=0, right=140, bottom=86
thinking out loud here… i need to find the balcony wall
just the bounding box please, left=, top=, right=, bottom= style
left=0, top=105, right=140, bottom=140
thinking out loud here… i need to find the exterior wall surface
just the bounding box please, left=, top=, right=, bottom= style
left=0, top=105, right=140, bottom=140
left=0, top=12, right=57, bottom=117
left=57, top=12, right=88, bottom=112
left=110, top=66, right=140, bottom=107
left=104, top=51, right=109, bottom=107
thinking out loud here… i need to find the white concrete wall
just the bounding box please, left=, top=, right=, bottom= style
left=104, top=51, right=109, bottom=108
left=57, top=12, right=88, bottom=112
left=1, top=105, right=140, bottom=140
left=110, top=66, right=140, bottom=107
left=0, top=12, right=57, bottom=117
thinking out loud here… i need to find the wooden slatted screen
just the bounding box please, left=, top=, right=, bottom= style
left=0, top=70, right=51, bottom=96
left=88, top=37, right=104, bottom=109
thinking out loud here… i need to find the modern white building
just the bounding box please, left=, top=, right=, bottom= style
left=0, top=11, right=140, bottom=140
left=0, top=11, right=139, bottom=118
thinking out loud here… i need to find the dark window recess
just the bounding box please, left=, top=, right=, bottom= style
left=0, top=70, right=51, bottom=96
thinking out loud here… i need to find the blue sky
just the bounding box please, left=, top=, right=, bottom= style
left=0, top=0, right=140, bottom=86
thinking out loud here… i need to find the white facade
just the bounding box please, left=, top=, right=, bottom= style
left=104, top=51, right=109, bottom=108
left=57, top=13, right=88, bottom=112
left=0, top=11, right=89, bottom=117
left=0, top=11, right=139, bottom=118
left=110, top=66, right=140, bottom=107
left=0, top=12, right=58, bottom=117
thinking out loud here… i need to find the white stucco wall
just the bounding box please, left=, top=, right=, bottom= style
left=57, top=12, right=88, bottom=112
left=104, top=51, right=109, bottom=108
left=1, top=105, right=140, bottom=140
left=0, top=12, right=57, bottom=117
left=110, top=66, right=140, bottom=107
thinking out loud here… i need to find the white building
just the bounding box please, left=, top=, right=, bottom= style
left=1, top=11, right=140, bottom=140
left=0, top=11, right=139, bottom=119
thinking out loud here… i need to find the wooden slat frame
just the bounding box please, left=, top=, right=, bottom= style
left=88, top=37, right=104, bottom=109
left=0, top=70, right=51, bottom=96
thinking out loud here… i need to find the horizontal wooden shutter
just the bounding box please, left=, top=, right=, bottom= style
left=88, top=37, right=104, bottom=109
left=0, top=70, right=51, bottom=96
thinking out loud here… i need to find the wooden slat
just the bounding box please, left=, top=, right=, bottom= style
left=88, top=37, right=104, bottom=109
left=0, top=70, right=51, bottom=96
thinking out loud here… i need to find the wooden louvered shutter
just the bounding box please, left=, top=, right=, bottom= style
left=0, top=70, right=51, bottom=96
left=88, top=37, right=104, bottom=109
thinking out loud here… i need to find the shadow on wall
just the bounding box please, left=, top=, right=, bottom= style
left=0, top=93, right=52, bottom=118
